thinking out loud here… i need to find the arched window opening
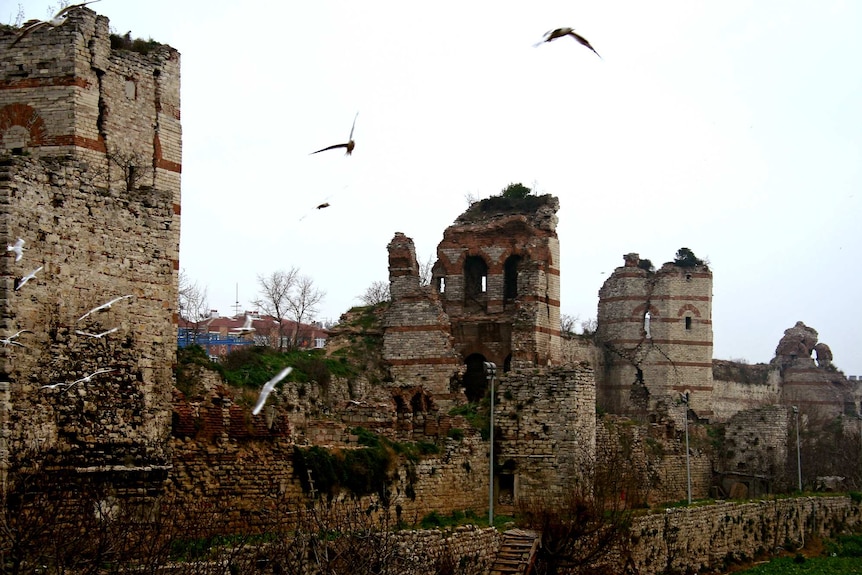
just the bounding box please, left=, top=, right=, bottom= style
left=685, top=316, right=692, bottom=330
left=464, top=256, right=487, bottom=295
left=504, top=255, right=521, bottom=300
left=464, top=256, right=488, bottom=310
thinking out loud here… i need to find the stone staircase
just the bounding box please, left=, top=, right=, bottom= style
left=489, top=529, right=541, bottom=575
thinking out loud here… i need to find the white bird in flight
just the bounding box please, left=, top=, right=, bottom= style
left=252, top=367, right=293, bottom=415
left=9, top=1, right=102, bottom=48
left=230, top=314, right=256, bottom=334
left=311, top=112, right=358, bottom=156
left=77, top=295, right=133, bottom=322
left=534, top=27, right=601, bottom=58
left=6, top=238, right=24, bottom=262
left=15, top=266, right=42, bottom=290
left=41, top=368, right=114, bottom=391
left=75, top=327, right=120, bottom=339
left=0, top=329, right=31, bottom=347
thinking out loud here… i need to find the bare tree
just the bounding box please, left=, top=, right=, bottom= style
left=359, top=280, right=390, bottom=306
left=252, top=268, right=298, bottom=350
left=107, top=150, right=153, bottom=192
left=561, top=313, right=579, bottom=337
left=287, top=274, right=325, bottom=348
left=178, top=270, right=210, bottom=344
left=418, top=253, right=436, bottom=287
left=517, top=435, right=647, bottom=575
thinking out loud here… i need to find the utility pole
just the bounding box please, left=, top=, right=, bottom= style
left=681, top=392, right=692, bottom=505
left=484, top=361, right=497, bottom=526
left=793, top=406, right=802, bottom=491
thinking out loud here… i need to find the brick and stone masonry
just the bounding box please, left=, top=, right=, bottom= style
left=597, top=252, right=714, bottom=424
left=1, top=8, right=181, bottom=483
left=431, top=194, right=562, bottom=371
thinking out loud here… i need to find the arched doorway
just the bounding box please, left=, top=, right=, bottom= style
left=463, top=353, right=489, bottom=403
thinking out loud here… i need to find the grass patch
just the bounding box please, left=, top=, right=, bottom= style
left=733, top=555, right=861, bottom=574
left=295, top=428, right=440, bottom=499
left=219, top=346, right=359, bottom=391
left=449, top=401, right=491, bottom=440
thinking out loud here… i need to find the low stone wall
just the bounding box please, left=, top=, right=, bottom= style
left=622, top=496, right=862, bottom=574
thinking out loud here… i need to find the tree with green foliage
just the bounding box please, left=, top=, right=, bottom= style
left=500, top=182, right=532, bottom=199
left=672, top=247, right=704, bottom=268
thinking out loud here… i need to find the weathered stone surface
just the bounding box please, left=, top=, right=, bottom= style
left=596, top=252, right=714, bottom=423
left=774, top=321, right=819, bottom=363
left=1, top=8, right=180, bottom=483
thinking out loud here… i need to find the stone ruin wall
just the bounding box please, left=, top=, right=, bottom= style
left=494, top=366, right=596, bottom=505
left=597, top=415, right=712, bottom=506
left=383, top=232, right=462, bottom=403
left=596, top=253, right=714, bottom=425
left=710, top=360, right=781, bottom=421
left=621, top=496, right=862, bottom=575
left=431, top=196, right=562, bottom=369
left=1, top=8, right=180, bottom=477
left=717, top=405, right=791, bottom=496
left=169, top=367, right=491, bottom=531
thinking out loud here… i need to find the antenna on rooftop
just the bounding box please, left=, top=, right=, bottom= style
left=233, top=283, right=242, bottom=317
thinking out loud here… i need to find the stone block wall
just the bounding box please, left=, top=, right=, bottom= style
left=597, top=253, right=713, bottom=423
left=169, top=372, right=492, bottom=532
left=383, top=233, right=461, bottom=398
left=620, top=496, right=862, bottom=574
left=598, top=415, right=713, bottom=505
left=494, top=366, right=596, bottom=502
left=718, top=405, right=790, bottom=493
left=432, top=195, right=562, bottom=369
left=0, top=8, right=180, bottom=480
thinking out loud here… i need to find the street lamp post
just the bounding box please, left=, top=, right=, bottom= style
left=857, top=412, right=862, bottom=485
left=681, top=392, right=692, bottom=505
left=484, top=361, right=497, bottom=526
left=792, top=406, right=802, bottom=492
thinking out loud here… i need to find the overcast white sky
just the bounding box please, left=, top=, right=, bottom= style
left=12, top=1, right=861, bottom=374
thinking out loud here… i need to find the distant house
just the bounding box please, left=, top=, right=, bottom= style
left=178, top=310, right=329, bottom=359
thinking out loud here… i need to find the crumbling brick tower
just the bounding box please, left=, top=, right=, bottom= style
left=0, top=9, right=181, bottom=484
left=431, top=195, right=561, bottom=397
left=596, top=253, right=714, bottom=423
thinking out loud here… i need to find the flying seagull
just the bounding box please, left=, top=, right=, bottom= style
left=9, top=1, right=102, bottom=48
left=75, top=327, right=120, bottom=339
left=534, top=27, right=601, bottom=58
left=15, top=266, right=42, bottom=290
left=252, top=367, right=293, bottom=415
left=311, top=112, right=359, bottom=156
left=41, top=368, right=114, bottom=391
left=0, top=329, right=31, bottom=347
left=230, top=314, right=256, bottom=334
left=6, top=238, right=24, bottom=262
left=77, top=295, right=133, bottom=322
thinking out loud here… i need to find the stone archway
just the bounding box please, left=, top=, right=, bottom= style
left=463, top=353, right=489, bottom=402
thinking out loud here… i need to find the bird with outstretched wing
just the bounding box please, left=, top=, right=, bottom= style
left=311, top=112, right=359, bottom=156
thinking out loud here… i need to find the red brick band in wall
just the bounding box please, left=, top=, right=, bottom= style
left=601, top=295, right=711, bottom=303
left=0, top=76, right=89, bottom=90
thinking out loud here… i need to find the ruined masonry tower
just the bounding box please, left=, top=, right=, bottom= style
left=0, top=9, right=181, bottom=482
left=596, top=253, right=714, bottom=422
left=432, top=195, right=562, bottom=400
